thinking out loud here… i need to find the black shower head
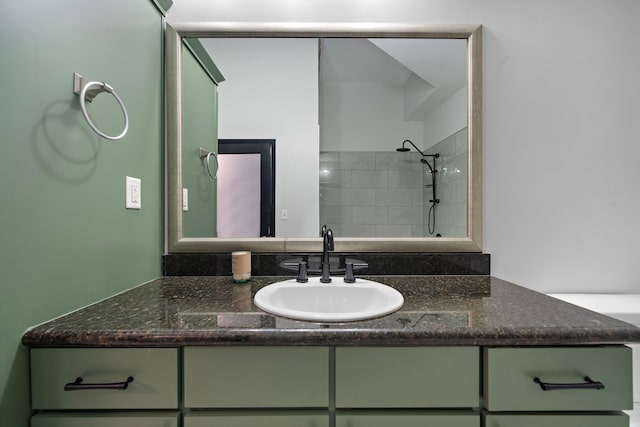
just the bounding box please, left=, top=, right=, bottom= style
left=396, top=139, right=426, bottom=156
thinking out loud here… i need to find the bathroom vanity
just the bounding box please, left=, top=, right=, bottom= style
left=23, top=276, right=640, bottom=427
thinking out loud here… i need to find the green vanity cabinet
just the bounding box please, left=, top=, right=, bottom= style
left=335, top=347, right=479, bottom=408
left=183, top=346, right=329, bottom=408
left=29, top=345, right=635, bottom=426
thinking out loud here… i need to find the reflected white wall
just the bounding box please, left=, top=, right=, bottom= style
left=202, top=38, right=319, bottom=237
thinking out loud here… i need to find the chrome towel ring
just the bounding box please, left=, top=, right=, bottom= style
left=199, top=147, right=218, bottom=179
left=73, top=73, right=129, bottom=141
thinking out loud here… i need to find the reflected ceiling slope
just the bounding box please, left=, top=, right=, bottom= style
left=320, top=38, right=467, bottom=119
left=320, top=38, right=413, bottom=85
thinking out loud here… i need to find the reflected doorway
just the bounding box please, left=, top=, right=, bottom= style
left=217, top=139, right=276, bottom=237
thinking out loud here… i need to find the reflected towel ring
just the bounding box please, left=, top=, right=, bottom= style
left=206, top=152, right=219, bottom=179
left=74, top=73, right=129, bottom=141
left=199, top=147, right=218, bottom=179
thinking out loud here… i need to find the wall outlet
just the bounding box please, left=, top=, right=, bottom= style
left=183, top=188, right=189, bottom=211
left=125, top=176, right=141, bottom=209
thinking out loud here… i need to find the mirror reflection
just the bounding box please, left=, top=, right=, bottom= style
left=318, top=38, right=467, bottom=238
left=184, top=37, right=467, bottom=239
left=166, top=23, right=482, bottom=253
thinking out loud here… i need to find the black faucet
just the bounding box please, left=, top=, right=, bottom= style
left=320, top=226, right=334, bottom=283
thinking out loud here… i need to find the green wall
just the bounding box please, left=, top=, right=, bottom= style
left=0, top=1, right=165, bottom=425
left=182, top=46, right=219, bottom=237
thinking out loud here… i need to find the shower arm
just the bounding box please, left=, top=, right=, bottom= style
left=397, top=140, right=439, bottom=173
left=395, top=138, right=439, bottom=203
left=399, top=139, right=426, bottom=155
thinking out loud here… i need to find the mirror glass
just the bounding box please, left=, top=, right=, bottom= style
left=166, top=23, right=482, bottom=253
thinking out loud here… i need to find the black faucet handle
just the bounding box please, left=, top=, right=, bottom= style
left=344, top=261, right=369, bottom=283
left=283, top=261, right=309, bottom=283
left=296, top=261, right=308, bottom=283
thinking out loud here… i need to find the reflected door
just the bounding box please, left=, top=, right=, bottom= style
left=217, top=139, right=276, bottom=237
left=217, top=153, right=261, bottom=237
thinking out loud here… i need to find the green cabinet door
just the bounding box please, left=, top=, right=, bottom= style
left=31, top=412, right=179, bottom=427
left=336, top=411, right=479, bottom=427
left=336, top=347, right=479, bottom=408
left=184, top=411, right=329, bottom=427
left=484, top=413, right=629, bottom=427
left=184, top=347, right=329, bottom=408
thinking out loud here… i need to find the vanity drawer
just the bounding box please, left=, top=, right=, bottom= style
left=484, top=346, right=633, bottom=411
left=184, top=411, right=329, bottom=427
left=335, top=347, right=479, bottom=408
left=336, top=411, right=479, bottom=427
left=484, top=413, right=628, bottom=427
left=31, top=348, right=178, bottom=410
left=31, top=411, right=180, bottom=427
left=183, top=346, right=329, bottom=408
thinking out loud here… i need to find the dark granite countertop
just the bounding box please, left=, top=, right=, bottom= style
left=22, top=276, right=640, bottom=347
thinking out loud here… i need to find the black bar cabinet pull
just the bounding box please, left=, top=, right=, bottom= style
left=533, top=376, right=604, bottom=391
left=64, top=376, right=134, bottom=391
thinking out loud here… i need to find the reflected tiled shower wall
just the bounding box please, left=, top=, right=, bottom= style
left=319, top=128, right=467, bottom=238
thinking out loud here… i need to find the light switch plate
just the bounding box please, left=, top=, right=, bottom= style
left=125, top=176, right=141, bottom=209
left=183, top=188, right=189, bottom=211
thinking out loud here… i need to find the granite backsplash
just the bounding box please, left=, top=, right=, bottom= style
left=163, top=252, right=490, bottom=277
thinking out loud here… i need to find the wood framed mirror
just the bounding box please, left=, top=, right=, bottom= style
left=166, top=22, right=482, bottom=253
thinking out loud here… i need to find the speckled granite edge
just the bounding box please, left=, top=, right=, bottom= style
left=22, top=326, right=640, bottom=348
left=21, top=276, right=640, bottom=348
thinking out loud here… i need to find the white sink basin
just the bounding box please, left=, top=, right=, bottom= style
left=254, top=277, right=404, bottom=322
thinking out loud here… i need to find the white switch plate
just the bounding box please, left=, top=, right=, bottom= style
left=281, top=209, right=288, bottom=220
left=125, top=176, right=141, bottom=209
left=182, top=188, right=189, bottom=211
